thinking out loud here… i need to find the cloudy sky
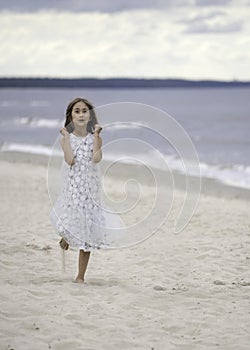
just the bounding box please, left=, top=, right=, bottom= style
left=1, top=0, right=250, bottom=80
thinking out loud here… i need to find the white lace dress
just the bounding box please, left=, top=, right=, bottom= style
left=50, top=132, right=116, bottom=251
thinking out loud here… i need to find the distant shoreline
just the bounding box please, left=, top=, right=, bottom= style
left=0, top=77, right=250, bottom=89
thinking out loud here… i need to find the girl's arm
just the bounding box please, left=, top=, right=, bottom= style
left=92, top=125, right=102, bottom=163
left=60, top=128, right=75, bottom=166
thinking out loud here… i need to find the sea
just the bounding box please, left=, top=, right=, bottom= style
left=0, top=87, right=249, bottom=189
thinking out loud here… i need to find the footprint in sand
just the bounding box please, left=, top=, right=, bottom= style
left=153, top=285, right=167, bottom=291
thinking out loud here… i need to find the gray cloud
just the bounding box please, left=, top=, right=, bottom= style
left=195, top=0, right=232, bottom=5
left=0, top=0, right=246, bottom=13
left=180, top=11, right=226, bottom=24
left=0, top=0, right=191, bottom=13
left=181, top=8, right=243, bottom=34
left=185, top=20, right=242, bottom=33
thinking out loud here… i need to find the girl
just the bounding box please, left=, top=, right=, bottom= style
left=50, top=97, right=111, bottom=283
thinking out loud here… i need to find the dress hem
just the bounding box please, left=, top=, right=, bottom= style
left=57, top=233, right=110, bottom=252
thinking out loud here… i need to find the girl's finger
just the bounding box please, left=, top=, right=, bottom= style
left=60, top=127, right=67, bottom=134
left=94, top=125, right=102, bottom=134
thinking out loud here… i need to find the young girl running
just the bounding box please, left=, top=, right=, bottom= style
left=50, top=97, right=112, bottom=283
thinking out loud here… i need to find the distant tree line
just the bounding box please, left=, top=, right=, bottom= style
left=0, top=77, right=249, bottom=88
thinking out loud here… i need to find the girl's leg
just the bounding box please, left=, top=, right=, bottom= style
left=75, top=249, right=91, bottom=283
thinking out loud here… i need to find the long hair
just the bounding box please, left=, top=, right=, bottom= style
left=64, top=97, right=98, bottom=134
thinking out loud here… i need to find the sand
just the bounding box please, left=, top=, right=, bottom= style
left=0, top=152, right=250, bottom=350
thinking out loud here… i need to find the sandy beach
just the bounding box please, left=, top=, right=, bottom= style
left=0, top=152, right=250, bottom=350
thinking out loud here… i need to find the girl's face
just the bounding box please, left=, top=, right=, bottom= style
left=71, top=101, right=91, bottom=129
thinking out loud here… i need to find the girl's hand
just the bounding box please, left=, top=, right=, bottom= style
left=94, top=124, right=102, bottom=136
left=60, top=127, right=70, bottom=138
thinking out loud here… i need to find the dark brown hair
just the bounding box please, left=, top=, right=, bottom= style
left=64, top=97, right=98, bottom=134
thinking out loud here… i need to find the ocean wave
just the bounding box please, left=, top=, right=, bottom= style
left=14, top=116, right=62, bottom=128
left=102, top=151, right=250, bottom=190
left=12, top=117, right=143, bottom=130
left=29, top=101, right=50, bottom=107
left=0, top=100, right=18, bottom=107
left=0, top=142, right=62, bottom=156
left=106, top=122, right=145, bottom=130
left=1, top=142, right=249, bottom=189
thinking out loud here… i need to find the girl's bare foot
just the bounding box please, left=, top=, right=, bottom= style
left=59, top=238, right=69, bottom=250
left=75, top=277, right=84, bottom=283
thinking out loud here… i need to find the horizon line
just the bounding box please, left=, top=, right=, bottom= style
left=1, top=77, right=250, bottom=89
left=0, top=76, right=250, bottom=82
